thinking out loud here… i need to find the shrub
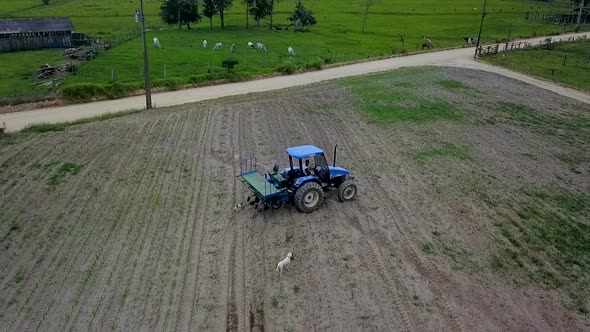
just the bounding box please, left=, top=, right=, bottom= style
left=61, top=83, right=107, bottom=101
left=275, top=62, right=297, bottom=75
left=61, top=82, right=139, bottom=101
left=152, top=78, right=182, bottom=90
left=321, top=54, right=336, bottom=64
left=303, top=60, right=322, bottom=71
left=222, top=59, right=239, bottom=72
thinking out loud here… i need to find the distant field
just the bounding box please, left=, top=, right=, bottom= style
left=482, top=40, right=590, bottom=91
left=0, top=0, right=584, bottom=100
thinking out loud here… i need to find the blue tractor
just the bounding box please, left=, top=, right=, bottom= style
left=237, top=145, right=357, bottom=213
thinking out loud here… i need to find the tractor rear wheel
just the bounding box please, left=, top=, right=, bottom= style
left=338, top=180, right=357, bottom=202
left=295, top=182, right=323, bottom=213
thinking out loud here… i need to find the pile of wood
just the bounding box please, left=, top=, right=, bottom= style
left=37, top=63, right=73, bottom=79
left=63, top=47, right=96, bottom=61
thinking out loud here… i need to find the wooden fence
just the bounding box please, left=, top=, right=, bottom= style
left=0, top=33, right=72, bottom=53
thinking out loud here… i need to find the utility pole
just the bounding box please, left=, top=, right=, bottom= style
left=474, top=0, right=488, bottom=58
left=577, top=0, right=584, bottom=27
left=137, top=0, right=152, bottom=109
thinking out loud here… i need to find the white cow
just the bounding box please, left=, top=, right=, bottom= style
left=230, top=43, right=237, bottom=53
left=288, top=46, right=295, bottom=57
left=247, top=41, right=255, bottom=48
left=213, top=42, right=223, bottom=50
left=256, top=42, right=267, bottom=52
left=203, top=39, right=208, bottom=48
left=153, top=37, right=161, bottom=48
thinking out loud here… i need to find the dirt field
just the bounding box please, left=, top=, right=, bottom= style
left=0, top=67, right=589, bottom=331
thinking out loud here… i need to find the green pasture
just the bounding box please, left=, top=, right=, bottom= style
left=482, top=40, right=590, bottom=91
left=0, top=0, right=584, bottom=100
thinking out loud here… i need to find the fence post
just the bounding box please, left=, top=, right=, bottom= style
left=563, top=54, right=567, bottom=66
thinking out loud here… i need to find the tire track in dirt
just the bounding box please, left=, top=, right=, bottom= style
left=292, top=95, right=413, bottom=331
left=117, top=111, right=192, bottom=331
left=138, top=109, right=204, bottom=331
left=156, top=109, right=210, bottom=331
left=173, top=109, right=214, bottom=332
left=331, top=106, right=466, bottom=332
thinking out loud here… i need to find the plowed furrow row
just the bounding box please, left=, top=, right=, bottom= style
left=66, top=115, right=184, bottom=330
left=2, top=132, right=128, bottom=330
left=77, top=116, right=181, bottom=331
left=173, top=109, right=214, bottom=332
left=20, top=121, right=163, bottom=331
left=109, top=113, right=185, bottom=330
left=157, top=109, right=210, bottom=332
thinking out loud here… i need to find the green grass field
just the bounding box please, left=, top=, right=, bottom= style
left=0, top=0, right=583, bottom=100
left=482, top=40, right=590, bottom=91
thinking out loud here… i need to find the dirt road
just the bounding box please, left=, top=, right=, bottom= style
left=1, top=32, right=589, bottom=132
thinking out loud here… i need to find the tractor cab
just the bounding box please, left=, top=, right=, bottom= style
left=282, top=145, right=351, bottom=186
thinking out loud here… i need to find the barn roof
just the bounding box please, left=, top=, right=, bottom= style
left=0, top=18, right=74, bottom=35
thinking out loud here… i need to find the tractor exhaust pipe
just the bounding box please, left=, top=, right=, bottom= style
left=333, top=145, right=338, bottom=167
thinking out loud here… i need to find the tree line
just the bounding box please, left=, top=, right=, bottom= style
left=160, top=0, right=316, bottom=30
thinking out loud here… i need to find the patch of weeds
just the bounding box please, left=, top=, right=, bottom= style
left=421, top=242, right=435, bottom=254
left=30, top=160, right=59, bottom=170
left=203, top=303, right=216, bottom=311
left=22, top=109, right=143, bottom=133
left=348, top=281, right=358, bottom=288
left=274, top=231, right=294, bottom=247
left=556, top=153, right=585, bottom=173
left=293, top=285, right=300, bottom=294
left=0, top=297, right=5, bottom=305
left=207, top=249, right=218, bottom=256
left=521, top=152, right=538, bottom=160
left=14, top=268, right=25, bottom=284
left=394, top=81, right=414, bottom=88
left=436, top=79, right=469, bottom=90
left=362, top=99, right=462, bottom=124
left=271, top=292, right=288, bottom=310
left=46, top=162, right=82, bottom=187
left=210, top=272, right=219, bottom=280
left=284, top=326, right=295, bottom=332
left=493, top=187, right=590, bottom=313
left=422, top=234, right=478, bottom=271
left=9, top=218, right=20, bottom=232
left=342, top=255, right=352, bottom=261
left=495, top=102, right=590, bottom=145
left=411, top=142, right=472, bottom=164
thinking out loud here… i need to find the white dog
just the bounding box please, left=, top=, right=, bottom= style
left=276, top=252, right=294, bottom=276
left=233, top=203, right=243, bottom=211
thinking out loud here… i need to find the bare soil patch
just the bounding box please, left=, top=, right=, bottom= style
left=0, top=67, right=588, bottom=331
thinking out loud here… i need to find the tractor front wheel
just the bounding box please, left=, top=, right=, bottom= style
left=295, top=182, right=324, bottom=213
left=338, top=180, right=357, bottom=202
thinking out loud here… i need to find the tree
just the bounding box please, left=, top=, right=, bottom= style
left=215, top=0, right=232, bottom=28
left=249, top=0, right=272, bottom=28
left=160, top=0, right=201, bottom=29
left=288, top=1, right=317, bottom=31
left=269, top=0, right=279, bottom=30
left=361, top=0, right=375, bottom=32
left=202, top=0, right=217, bottom=28
left=41, top=0, right=50, bottom=4
left=243, top=0, right=253, bottom=28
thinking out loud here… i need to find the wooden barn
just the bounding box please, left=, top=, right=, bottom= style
left=0, top=17, right=74, bottom=53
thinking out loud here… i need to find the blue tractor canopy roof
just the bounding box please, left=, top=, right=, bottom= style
left=286, top=145, right=325, bottom=159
